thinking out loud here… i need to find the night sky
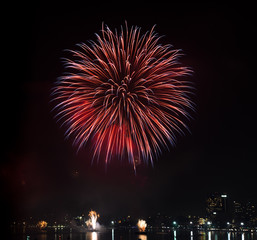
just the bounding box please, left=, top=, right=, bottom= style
left=2, top=2, right=257, bottom=223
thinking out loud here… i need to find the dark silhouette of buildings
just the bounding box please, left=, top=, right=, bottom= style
left=206, top=193, right=257, bottom=228
left=206, top=192, right=228, bottom=227
left=232, top=200, right=256, bottom=227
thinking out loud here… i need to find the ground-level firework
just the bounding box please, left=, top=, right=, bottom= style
left=37, top=220, right=47, bottom=229
left=86, top=211, right=99, bottom=230
left=137, top=219, right=147, bottom=232
left=53, top=23, right=193, bottom=170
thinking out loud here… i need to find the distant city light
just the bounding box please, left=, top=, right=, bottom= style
left=207, top=221, right=211, bottom=225
left=240, top=222, right=244, bottom=226
left=221, top=194, right=227, bottom=198
left=111, top=221, right=114, bottom=225
left=173, top=221, right=177, bottom=225
left=227, top=222, right=230, bottom=225
left=213, top=212, right=217, bottom=215
left=190, top=221, right=193, bottom=224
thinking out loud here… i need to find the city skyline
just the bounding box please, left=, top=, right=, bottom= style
left=8, top=196, right=257, bottom=237
left=9, top=192, right=256, bottom=223
left=2, top=1, right=257, bottom=234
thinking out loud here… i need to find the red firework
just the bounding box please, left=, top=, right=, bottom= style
left=52, top=23, right=193, bottom=170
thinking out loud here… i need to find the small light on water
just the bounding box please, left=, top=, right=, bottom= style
left=112, top=228, right=114, bottom=240
left=227, top=232, right=231, bottom=240
left=242, top=233, right=245, bottom=240
left=208, top=231, right=211, bottom=240
left=190, top=231, right=193, bottom=240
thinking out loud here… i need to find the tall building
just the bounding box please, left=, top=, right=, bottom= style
left=206, top=193, right=228, bottom=216
left=233, top=201, right=243, bottom=220
left=245, top=202, right=256, bottom=222
left=233, top=200, right=256, bottom=226
left=206, top=192, right=229, bottom=227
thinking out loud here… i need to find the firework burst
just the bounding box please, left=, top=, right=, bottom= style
left=137, top=219, right=147, bottom=232
left=52, top=23, right=193, bottom=170
left=86, top=210, right=99, bottom=230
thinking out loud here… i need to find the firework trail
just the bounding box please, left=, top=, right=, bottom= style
left=52, top=23, right=193, bottom=170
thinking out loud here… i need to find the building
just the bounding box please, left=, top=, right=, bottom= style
left=206, top=193, right=228, bottom=216
left=245, top=202, right=256, bottom=222
left=233, top=201, right=244, bottom=222
left=206, top=193, right=229, bottom=227
left=233, top=200, right=256, bottom=226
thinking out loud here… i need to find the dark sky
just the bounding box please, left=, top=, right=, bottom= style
left=2, top=2, right=257, bottom=222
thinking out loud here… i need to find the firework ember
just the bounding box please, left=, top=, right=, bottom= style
left=86, top=210, right=99, bottom=230
left=137, top=219, right=147, bottom=232
left=53, top=23, right=193, bottom=170
left=37, top=220, right=47, bottom=229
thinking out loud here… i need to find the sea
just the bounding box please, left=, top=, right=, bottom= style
left=9, top=229, right=257, bottom=240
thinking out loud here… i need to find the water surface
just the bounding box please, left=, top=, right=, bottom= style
left=11, top=229, right=257, bottom=240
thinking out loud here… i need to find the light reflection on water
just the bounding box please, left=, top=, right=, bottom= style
left=190, top=231, right=193, bottom=240
left=111, top=229, right=114, bottom=240
left=19, top=230, right=257, bottom=240
left=242, top=233, right=245, bottom=240
left=138, top=234, right=147, bottom=240
left=208, top=231, right=211, bottom=240
left=228, top=232, right=231, bottom=240
left=89, top=232, right=98, bottom=240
